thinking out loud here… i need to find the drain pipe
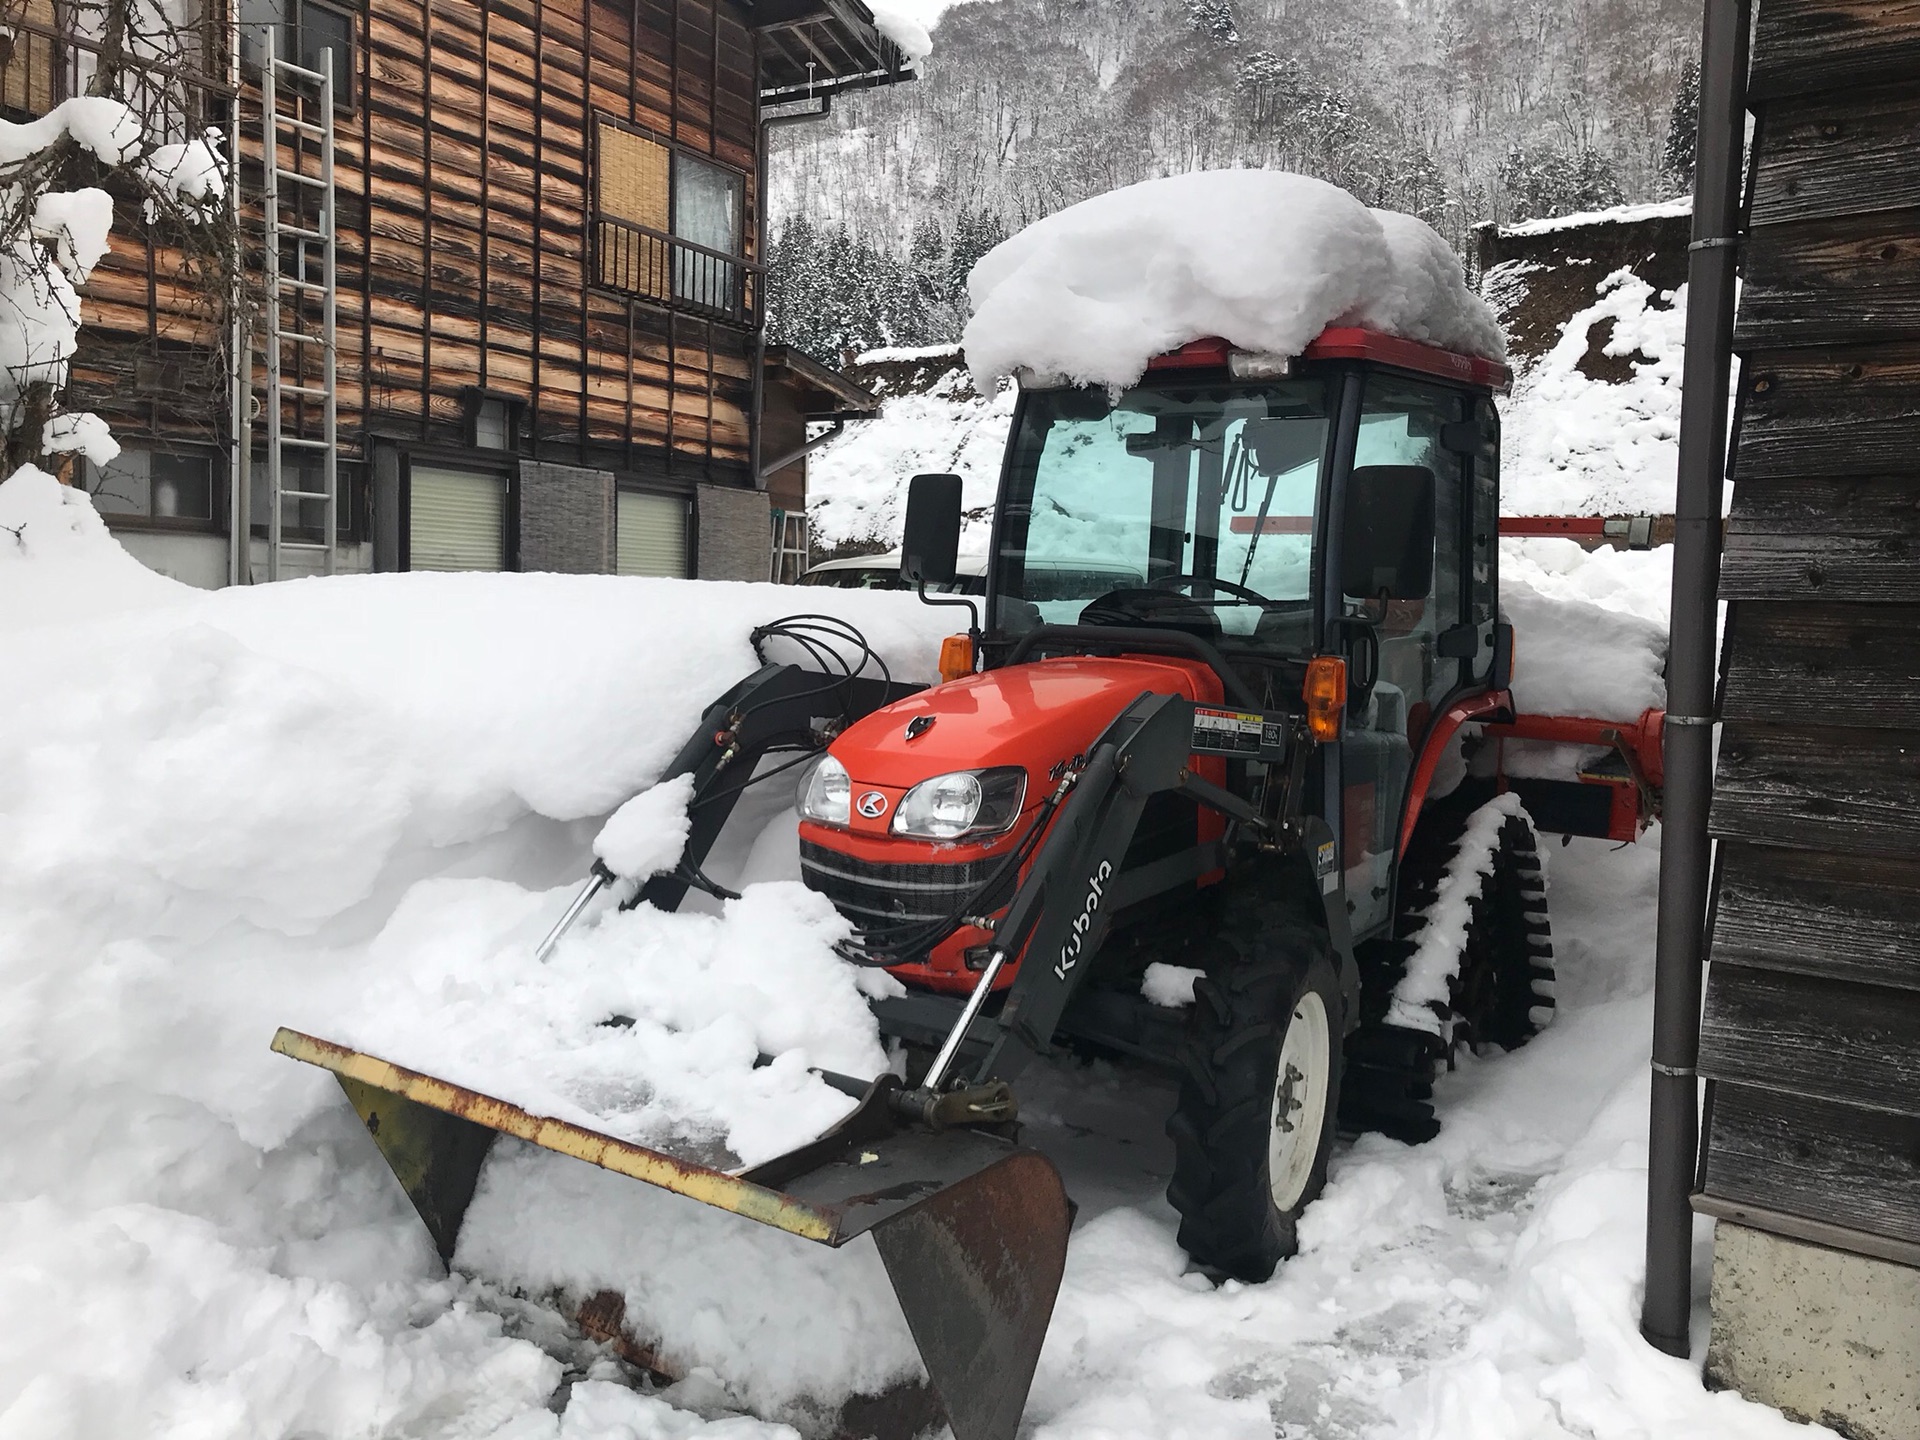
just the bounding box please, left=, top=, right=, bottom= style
left=758, top=419, right=846, bottom=482
left=1641, top=0, right=1750, bottom=1358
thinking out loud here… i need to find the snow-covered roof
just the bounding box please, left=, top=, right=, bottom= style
left=864, top=0, right=933, bottom=61
left=852, top=342, right=962, bottom=365
left=962, top=170, right=1506, bottom=392
left=1495, top=196, right=1692, bottom=239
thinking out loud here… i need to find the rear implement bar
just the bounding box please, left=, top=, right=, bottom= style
left=272, top=1027, right=1071, bottom=1440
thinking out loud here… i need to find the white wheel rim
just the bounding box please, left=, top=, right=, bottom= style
left=1268, top=989, right=1331, bottom=1212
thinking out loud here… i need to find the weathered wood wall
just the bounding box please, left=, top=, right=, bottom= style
left=1696, top=0, right=1920, bottom=1267
left=66, top=0, right=766, bottom=484
left=345, top=0, right=759, bottom=472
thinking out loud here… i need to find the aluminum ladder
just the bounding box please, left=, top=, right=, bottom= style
left=259, top=32, right=337, bottom=580
left=770, top=508, right=809, bottom=582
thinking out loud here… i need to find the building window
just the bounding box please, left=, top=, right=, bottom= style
left=593, top=117, right=746, bottom=319
left=409, top=465, right=508, bottom=572
left=616, top=489, right=688, bottom=577
left=0, top=0, right=58, bottom=118
left=84, top=449, right=218, bottom=527
left=240, top=0, right=355, bottom=107
left=467, top=394, right=525, bottom=451
left=247, top=456, right=355, bottom=539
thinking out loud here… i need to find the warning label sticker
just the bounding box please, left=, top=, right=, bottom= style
left=1191, top=707, right=1286, bottom=756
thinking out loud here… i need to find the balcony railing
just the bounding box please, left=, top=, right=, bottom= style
left=593, top=216, right=761, bottom=327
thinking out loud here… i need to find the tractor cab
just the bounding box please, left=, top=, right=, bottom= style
left=895, top=330, right=1512, bottom=945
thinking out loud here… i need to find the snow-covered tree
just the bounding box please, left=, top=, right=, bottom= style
left=1660, top=57, right=1699, bottom=193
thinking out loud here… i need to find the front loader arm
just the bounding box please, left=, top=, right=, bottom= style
left=636, top=662, right=922, bottom=911
left=969, top=691, right=1227, bottom=1083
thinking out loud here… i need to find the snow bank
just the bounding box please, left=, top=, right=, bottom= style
left=963, top=170, right=1505, bottom=391
left=1503, top=539, right=1670, bottom=720
left=0, top=465, right=189, bottom=628
left=1495, top=195, right=1691, bottom=239
left=330, top=880, right=891, bottom=1171
left=0, top=545, right=954, bottom=1434
left=809, top=361, right=1013, bottom=550
left=1502, top=269, right=1688, bottom=517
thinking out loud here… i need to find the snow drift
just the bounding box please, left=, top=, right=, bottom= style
left=0, top=473, right=951, bottom=1434
left=962, top=170, right=1506, bottom=391
left=1, top=478, right=1821, bottom=1440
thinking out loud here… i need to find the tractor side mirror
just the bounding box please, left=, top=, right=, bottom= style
left=901, top=473, right=963, bottom=586
left=1341, top=465, right=1436, bottom=600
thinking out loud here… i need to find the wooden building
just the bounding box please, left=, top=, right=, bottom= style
left=29, top=0, right=905, bottom=586
left=1694, top=1, right=1920, bottom=1431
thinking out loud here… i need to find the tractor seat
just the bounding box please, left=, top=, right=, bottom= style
left=1078, top=588, right=1223, bottom=643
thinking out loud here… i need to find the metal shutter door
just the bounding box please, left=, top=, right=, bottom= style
left=410, top=467, right=507, bottom=572
left=617, top=490, right=688, bottom=577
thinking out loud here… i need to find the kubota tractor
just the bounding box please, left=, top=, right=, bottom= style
left=274, top=326, right=1665, bottom=1440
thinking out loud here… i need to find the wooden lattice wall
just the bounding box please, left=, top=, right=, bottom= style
left=1696, top=0, right=1920, bottom=1269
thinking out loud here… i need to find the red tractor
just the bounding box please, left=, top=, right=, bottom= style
left=786, top=327, right=1660, bottom=1267
left=276, top=325, right=1664, bottom=1440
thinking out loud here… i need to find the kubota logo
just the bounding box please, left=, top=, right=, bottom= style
left=1053, top=859, right=1113, bottom=981
left=856, top=791, right=889, bottom=819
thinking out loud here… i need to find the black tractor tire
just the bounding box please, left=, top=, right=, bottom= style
left=1165, top=895, right=1345, bottom=1283
left=1339, top=798, right=1555, bottom=1144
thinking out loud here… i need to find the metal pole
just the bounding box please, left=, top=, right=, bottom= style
left=921, top=948, right=1006, bottom=1092
left=262, top=29, right=282, bottom=583
left=1641, top=0, right=1750, bottom=1358
left=227, top=4, right=248, bottom=585
left=319, top=46, right=338, bottom=577
left=534, top=864, right=613, bottom=964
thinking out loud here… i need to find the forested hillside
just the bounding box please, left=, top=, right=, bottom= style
left=766, top=0, right=1700, bottom=360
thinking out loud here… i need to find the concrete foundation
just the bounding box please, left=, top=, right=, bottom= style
left=1707, top=1222, right=1920, bottom=1439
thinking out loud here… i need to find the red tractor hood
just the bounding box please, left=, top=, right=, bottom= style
left=820, top=654, right=1224, bottom=842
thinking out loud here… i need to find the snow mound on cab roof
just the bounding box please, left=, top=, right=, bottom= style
left=963, top=170, right=1505, bottom=392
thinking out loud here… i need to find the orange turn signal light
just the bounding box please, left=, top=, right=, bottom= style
left=938, top=634, right=976, bottom=684
left=1304, top=655, right=1347, bottom=742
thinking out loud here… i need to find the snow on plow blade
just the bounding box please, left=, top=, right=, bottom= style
left=271, top=1028, right=1071, bottom=1440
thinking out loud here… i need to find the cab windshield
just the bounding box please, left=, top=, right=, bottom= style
left=991, top=379, right=1332, bottom=645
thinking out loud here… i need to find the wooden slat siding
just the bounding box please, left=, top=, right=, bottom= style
left=1699, top=963, right=1920, bottom=1117
left=1749, top=86, right=1920, bottom=228
left=1714, top=842, right=1920, bottom=992
left=1721, top=476, right=1920, bottom=601
left=65, top=0, right=765, bottom=477
left=1735, top=208, right=1920, bottom=350
left=1697, top=0, right=1920, bottom=1261
left=1713, top=720, right=1920, bottom=856
left=1732, top=346, right=1920, bottom=480
left=1749, top=0, right=1920, bottom=100
left=1721, top=601, right=1920, bottom=728
left=1703, top=1083, right=1920, bottom=1247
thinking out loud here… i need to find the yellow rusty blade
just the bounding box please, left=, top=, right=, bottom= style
left=271, top=1027, right=839, bottom=1241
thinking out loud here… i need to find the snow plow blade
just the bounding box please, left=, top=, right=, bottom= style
left=271, top=1027, right=1070, bottom=1440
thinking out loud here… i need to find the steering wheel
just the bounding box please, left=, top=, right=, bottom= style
left=1149, top=573, right=1274, bottom=606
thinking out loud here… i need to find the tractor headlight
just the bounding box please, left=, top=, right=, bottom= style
left=891, top=767, right=1026, bottom=841
left=797, top=754, right=852, bottom=828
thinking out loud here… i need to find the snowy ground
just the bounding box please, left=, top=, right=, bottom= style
left=0, top=469, right=1834, bottom=1439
